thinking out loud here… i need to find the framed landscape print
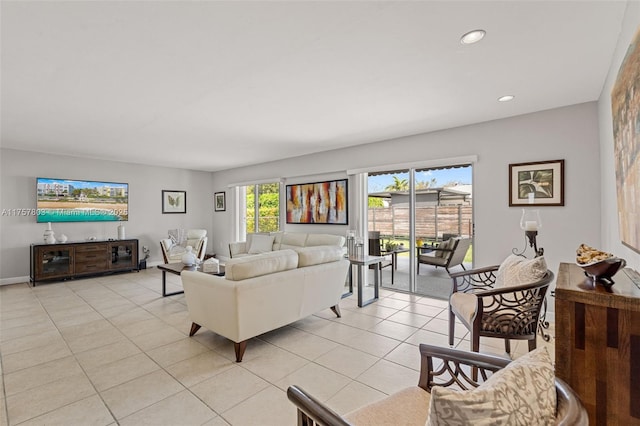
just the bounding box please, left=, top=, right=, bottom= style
left=162, top=190, right=186, bottom=214
left=286, top=179, right=348, bottom=224
left=611, top=27, right=640, bottom=253
left=214, top=192, right=226, bottom=212
left=509, top=160, right=564, bottom=206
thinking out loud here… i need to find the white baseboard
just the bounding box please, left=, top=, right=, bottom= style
left=0, top=276, right=30, bottom=286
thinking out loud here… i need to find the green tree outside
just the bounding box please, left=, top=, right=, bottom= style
left=246, top=183, right=280, bottom=233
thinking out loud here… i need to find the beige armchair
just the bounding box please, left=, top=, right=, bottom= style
left=417, top=237, right=471, bottom=274
left=160, top=229, right=208, bottom=263
left=288, top=344, right=587, bottom=425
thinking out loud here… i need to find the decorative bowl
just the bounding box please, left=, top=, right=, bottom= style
left=577, top=257, right=626, bottom=286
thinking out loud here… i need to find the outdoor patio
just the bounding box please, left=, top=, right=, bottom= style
left=361, top=255, right=472, bottom=301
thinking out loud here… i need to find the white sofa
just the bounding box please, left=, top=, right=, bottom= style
left=228, top=232, right=345, bottom=258
left=182, top=246, right=349, bottom=362
left=160, top=229, right=208, bottom=263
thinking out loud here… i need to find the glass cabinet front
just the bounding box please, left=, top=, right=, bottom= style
left=109, top=242, right=136, bottom=269
left=37, top=248, right=73, bottom=278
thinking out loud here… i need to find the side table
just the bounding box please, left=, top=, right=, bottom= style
left=345, top=255, right=384, bottom=307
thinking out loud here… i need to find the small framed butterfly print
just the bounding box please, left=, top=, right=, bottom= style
left=162, top=190, right=186, bottom=214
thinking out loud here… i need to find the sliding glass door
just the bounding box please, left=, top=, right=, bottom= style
left=367, top=165, right=473, bottom=297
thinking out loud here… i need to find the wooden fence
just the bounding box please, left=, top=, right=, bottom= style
left=368, top=205, right=472, bottom=239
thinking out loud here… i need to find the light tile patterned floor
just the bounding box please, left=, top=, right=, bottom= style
left=0, top=268, right=555, bottom=425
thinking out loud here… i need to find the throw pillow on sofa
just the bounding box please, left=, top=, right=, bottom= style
left=426, top=347, right=555, bottom=426
left=248, top=234, right=275, bottom=254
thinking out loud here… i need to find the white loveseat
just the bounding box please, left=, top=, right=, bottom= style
left=228, top=232, right=345, bottom=258
left=182, top=246, right=349, bottom=362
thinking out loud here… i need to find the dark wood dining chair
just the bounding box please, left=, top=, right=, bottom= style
left=368, top=231, right=394, bottom=285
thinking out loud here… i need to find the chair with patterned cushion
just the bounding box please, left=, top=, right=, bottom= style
left=417, top=237, right=471, bottom=274
left=287, top=344, right=587, bottom=425
left=448, top=255, right=553, bottom=355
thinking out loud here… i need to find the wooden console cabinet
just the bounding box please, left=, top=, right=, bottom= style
left=555, top=262, right=640, bottom=425
left=30, top=239, right=138, bottom=285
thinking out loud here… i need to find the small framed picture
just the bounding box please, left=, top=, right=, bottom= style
left=509, top=159, right=565, bottom=206
left=214, top=192, right=226, bottom=212
left=162, top=190, right=186, bottom=214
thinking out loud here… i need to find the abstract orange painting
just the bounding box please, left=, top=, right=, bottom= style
left=286, top=179, right=348, bottom=224
left=611, top=27, right=640, bottom=254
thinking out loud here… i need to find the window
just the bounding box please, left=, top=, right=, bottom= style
left=246, top=183, right=280, bottom=234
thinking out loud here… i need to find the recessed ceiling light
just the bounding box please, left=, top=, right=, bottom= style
left=460, top=29, right=486, bottom=45
left=498, top=95, right=515, bottom=102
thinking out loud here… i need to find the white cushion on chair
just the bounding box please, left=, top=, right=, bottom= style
left=426, top=347, right=555, bottom=426
left=435, top=239, right=454, bottom=258
left=449, top=292, right=477, bottom=325
left=495, top=255, right=547, bottom=288
left=345, top=386, right=431, bottom=425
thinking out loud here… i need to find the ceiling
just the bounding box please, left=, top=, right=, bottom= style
left=0, top=1, right=627, bottom=172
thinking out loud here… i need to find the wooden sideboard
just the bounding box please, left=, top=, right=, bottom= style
left=30, top=239, right=138, bottom=285
left=555, top=262, right=640, bottom=425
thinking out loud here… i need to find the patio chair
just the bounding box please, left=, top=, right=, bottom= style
left=417, top=237, right=470, bottom=274
left=448, top=262, right=553, bottom=355
left=287, top=343, right=587, bottom=426
left=368, top=231, right=394, bottom=285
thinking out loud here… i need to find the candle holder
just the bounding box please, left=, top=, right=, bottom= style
left=513, top=209, right=544, bottom=257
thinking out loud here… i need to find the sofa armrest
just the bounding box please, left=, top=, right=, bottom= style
left=181, top=271, right=240, bottom=340
left=229, top=242, right=247, bottom=258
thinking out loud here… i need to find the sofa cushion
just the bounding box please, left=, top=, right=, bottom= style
left=225, top=249, right=298, bottom=281
left=295, top=246, right=344, bottom=267
left=495, top=254, right=547, bottom=288
left=281, top=232, right=308, bottom=247
left=248, top=234, right=276, bottom=254
left=306, top=234, right=345, bottom=247
left=426, top=347, right=555, bottom=426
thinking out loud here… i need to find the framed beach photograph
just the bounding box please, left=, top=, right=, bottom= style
left=286, top=179, right=348, bottom=224
left=509, top=160, right=564, bottom=206
left=162, top=190, right=186, bottom=214
left=214, top=192, right=226, bottom=212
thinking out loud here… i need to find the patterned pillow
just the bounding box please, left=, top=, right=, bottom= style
left=426, top=347, right=555, bottom=426
left=494, top=254, right=547, bottom=288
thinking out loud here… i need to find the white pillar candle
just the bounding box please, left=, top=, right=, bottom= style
left=528, top=193, right=535, bottom=204
left=525, top=221, right=538, bottom=231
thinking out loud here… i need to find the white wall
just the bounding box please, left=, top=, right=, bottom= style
left=0, top=149, right=214, bottom=283
left=212, top=102, right=603, bottom=304
left=598, top=1, right=640, bottom=272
